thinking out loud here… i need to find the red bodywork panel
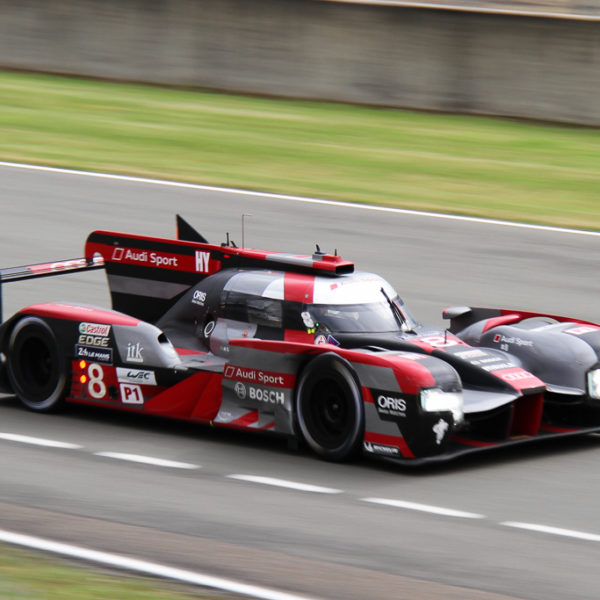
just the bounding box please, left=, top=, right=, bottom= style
left=22, top=303, right=139, bottom=326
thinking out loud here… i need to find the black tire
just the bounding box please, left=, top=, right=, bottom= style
left=295, top=353, right=364, bottom=461
left=6, top=317, right=68, bottom=412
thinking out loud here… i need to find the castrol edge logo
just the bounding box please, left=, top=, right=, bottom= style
left=79, top=322, right=111, bottom=337
left=78, top=322, right=111, bottom=348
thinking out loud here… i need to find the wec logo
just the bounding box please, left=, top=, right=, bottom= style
left=117, top=368, right=157, bottom=386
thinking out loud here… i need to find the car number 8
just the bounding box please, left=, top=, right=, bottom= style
left=88, top=364, right=106, bottom=399
left=420, top=336, right=459, bottom=348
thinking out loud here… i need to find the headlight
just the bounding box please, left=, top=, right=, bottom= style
left=420, top=387, right=464, bottom=424
left=587, top=369, right=600, bottom=400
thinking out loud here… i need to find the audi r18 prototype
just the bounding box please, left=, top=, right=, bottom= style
left=1, top=216, right=600, bottom=464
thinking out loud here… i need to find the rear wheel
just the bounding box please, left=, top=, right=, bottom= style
left=6, top=317, right=68, bottom=412
left=295, top=353, right=364, bottom=461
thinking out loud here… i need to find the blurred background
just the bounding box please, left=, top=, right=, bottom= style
left=0, top=0, right=599, bottom=125
left=1, top=2, right=600, bottom=600
left=344, top=0, right=600, bottom=16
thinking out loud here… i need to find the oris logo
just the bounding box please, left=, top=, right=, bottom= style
left=192, top=290, right=207, bottom=305
left=377, top=395, right=407, bottom=412
left=234, top=382, right=246, bottom=399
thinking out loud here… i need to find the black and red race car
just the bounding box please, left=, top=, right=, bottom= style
left=1, top=216, right=600, bottom=464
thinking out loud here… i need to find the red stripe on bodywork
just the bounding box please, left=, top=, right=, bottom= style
left=21, top=303, right=139, bottom=326
left=482, top=314, right=521, bottom=333
left=284, top=272, right=315, bottom=304
left=176, top=348, right=208, bottom=356
left=491, top=367, right=545, bottom=392
left=362, top=386, right=374, bottom=403
left=230, top=411, right=260, bottom=427
left=408, top=334, right=468, bottom=354
left=451, top=436, right=499, bottom=447
left=510, top=392, right=543, bottom=436
left=284, top=330, right=314, bottom=343
left=230, top=339, right=437, bottom=394
left=540, top=424, right=580, bottom=433
left=499, top=308, right=597, bottom=327
left=145, top=371, right=222, bottom=419
left=364, top=432, right=415, bottom=458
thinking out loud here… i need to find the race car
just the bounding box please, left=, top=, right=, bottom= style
left=1, top=216, right=600, bottom=465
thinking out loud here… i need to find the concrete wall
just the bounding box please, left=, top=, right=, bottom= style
left=1, top=0, right=598, bottom=124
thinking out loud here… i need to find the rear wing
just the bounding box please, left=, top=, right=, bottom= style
left=0, top=257, right=104, bottom=323
left=1, top=216, right=354, bottom=325
left=85, top=215, right=355, bottom=323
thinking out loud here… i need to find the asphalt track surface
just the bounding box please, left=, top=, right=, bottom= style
left=1, top=162, right=600, bottom=600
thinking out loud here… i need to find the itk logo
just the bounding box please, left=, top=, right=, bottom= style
left=126, top=342, right=144, bottom=363
left=195, top=251, right=210, bottom=273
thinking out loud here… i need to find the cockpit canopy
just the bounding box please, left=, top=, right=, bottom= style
left=158, top=269, right=417, bottom=354
left=219, top=270, right=417, bottom=334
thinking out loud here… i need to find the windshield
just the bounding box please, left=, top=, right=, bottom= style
left=306, top=296, right=417, bottom=334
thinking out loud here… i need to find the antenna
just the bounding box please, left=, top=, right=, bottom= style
left=242, top=214, right=252, bottom=248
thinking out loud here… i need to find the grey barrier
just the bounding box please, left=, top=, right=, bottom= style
left=0, top=0, right=598, bottom=124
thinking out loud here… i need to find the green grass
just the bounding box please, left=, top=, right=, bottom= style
left=0, top=543, right=230, bottom=599
left=0, top=70, right=599, bottom=229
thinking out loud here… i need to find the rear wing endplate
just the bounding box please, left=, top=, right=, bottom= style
left=0, top=256, right=104, bottom=323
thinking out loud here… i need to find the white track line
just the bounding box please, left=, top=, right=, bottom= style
left=94, top=452, right=200, bottom=470
left=323, top=0, right=600, bottom=21
left=1, top=161, right=597, bottom=237
left=0, top=432, right=82, bottom=449
left=501, top=521, right=600, bottom=542
left=227, top=474, right=342, bottom=494
left=0, top=529, right=319, bottom=600
left=362, top=497, right=485, bottom=519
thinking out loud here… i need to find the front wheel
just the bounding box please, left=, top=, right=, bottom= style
left=295, top=353, right=364, bottom=461
left=6, top=317, right=68, bottom=412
